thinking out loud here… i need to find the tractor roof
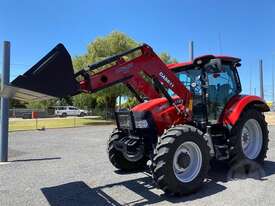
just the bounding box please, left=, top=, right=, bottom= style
left=167, top=55, right=241, bottom=70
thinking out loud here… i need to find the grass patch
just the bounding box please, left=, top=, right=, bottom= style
left=9, top=118, right=113, bottom=132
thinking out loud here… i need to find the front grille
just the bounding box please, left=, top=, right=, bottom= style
left=115, top=111, right=135, bottom=130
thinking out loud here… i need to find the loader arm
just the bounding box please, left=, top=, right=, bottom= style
left=77, top=44, right=192, bottom=107
left=9, top=44, right=192, bottom=108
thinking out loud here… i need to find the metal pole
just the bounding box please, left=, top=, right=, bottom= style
left=249, top=73, right=252, bottom=95
left=259, top=59, right=264, bottom=99
left=0, top=41, right=10, bottom=162
left=189, top=41, right=194, bottom=61
left=272, top=55, right=275, bottom=103
left=272, top=69, right=274, bottom=103
left=218, top=32, right=223, bottom=54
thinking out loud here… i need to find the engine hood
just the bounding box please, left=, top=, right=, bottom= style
left=132, top=98, right=169, bottom=112
left=132, top=97, right=180, bottom=112
left=131, top=96, right=185, bottom=134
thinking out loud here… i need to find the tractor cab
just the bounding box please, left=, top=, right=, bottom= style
left=171, top=56, right=241, bottom=125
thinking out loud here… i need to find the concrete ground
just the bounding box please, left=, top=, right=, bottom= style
left=1, top=125, right=275, bottom=206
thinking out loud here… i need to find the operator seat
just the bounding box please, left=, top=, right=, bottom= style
left=217, top=84, right=231, bottom=105
left=207, top=85, right=217, bottom=121
left=207, top=85, right=217, bottom=103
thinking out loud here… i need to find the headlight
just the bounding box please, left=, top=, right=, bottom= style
left=135, top=120, right=149, bottom=128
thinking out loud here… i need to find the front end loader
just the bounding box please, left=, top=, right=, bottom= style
left=6, top=43, right=269, bottom=195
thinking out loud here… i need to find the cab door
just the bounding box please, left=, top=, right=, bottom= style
left=206, top=63, right=239, bottom=123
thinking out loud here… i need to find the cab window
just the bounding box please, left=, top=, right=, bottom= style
left=207, top=63, right=238, bottom=122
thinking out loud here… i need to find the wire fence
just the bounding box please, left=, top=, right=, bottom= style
left=9, top=116, right=114, bottom=132
left=8, top=108, right=116, bottom=132
left=9, top=108, right=115, bottom=119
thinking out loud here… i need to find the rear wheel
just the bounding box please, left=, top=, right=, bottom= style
left=229, top=109, right=268, bottom=165
left=108, top=129, right=148, bottom=171
left=152, top=125, right=210, bottom=195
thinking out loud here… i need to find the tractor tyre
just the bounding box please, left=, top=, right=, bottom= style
left=152, top=125, right=210, bottom=195
left=108, top=129, right=148, bottom=172
left=229, top=109, right=269, bottom=165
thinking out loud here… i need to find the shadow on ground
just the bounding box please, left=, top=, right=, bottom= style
left=12, top=157, right=61, bottom=162
left=41, top=160, right=275, bottom=206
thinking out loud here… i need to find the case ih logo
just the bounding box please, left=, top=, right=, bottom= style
left=159, top=72, right=174, bottom=88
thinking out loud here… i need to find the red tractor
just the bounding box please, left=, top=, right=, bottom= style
left=8, top=43, right=269, bottom=195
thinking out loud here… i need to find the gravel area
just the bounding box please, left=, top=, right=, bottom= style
left=0, top=125, right=275, bottom=206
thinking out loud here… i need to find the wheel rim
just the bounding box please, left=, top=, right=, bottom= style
left=173, top=141, right=202, bottom=183
left=241, top=119, right=263, bottom=159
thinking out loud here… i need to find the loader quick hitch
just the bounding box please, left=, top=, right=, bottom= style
left=74, top=69, right=91, bottom=91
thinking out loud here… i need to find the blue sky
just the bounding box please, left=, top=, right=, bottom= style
left=1, top=0, right=275, bottom=100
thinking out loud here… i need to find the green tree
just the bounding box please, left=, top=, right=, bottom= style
left=159, top=52, right=177, bottom=64
left=73, top=31, right=139, bottom=111
left=71, top=32, right=178, bottom=112
left=9, top=99, right=26, bottom=108
left=123, top=97, right=139, bottom=109
left=26, top=99, right=57, bottom=109
left=73, top=93, right=97, bottom=109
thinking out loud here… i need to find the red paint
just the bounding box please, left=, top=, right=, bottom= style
left=80, top=44, right=192, bottom=106
left=132, top=96, right=190, bottom=134
left=220, top=95, right=268, bottom=126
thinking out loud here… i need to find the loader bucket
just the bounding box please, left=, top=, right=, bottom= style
left=10, top=43, right=80, bottom=100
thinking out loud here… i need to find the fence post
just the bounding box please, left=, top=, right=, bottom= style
left=0, top=41, right=10, bottom=162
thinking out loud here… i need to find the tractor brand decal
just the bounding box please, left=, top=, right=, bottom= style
left=159, top=72, right=175, bottom=88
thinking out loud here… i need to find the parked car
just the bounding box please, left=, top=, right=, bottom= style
left=54, top=106, right=88, bottom=117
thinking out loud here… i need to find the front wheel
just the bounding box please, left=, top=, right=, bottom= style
left=108, top=130, right=148, bottom=171
left=152, top=125, right=210, bottom=195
